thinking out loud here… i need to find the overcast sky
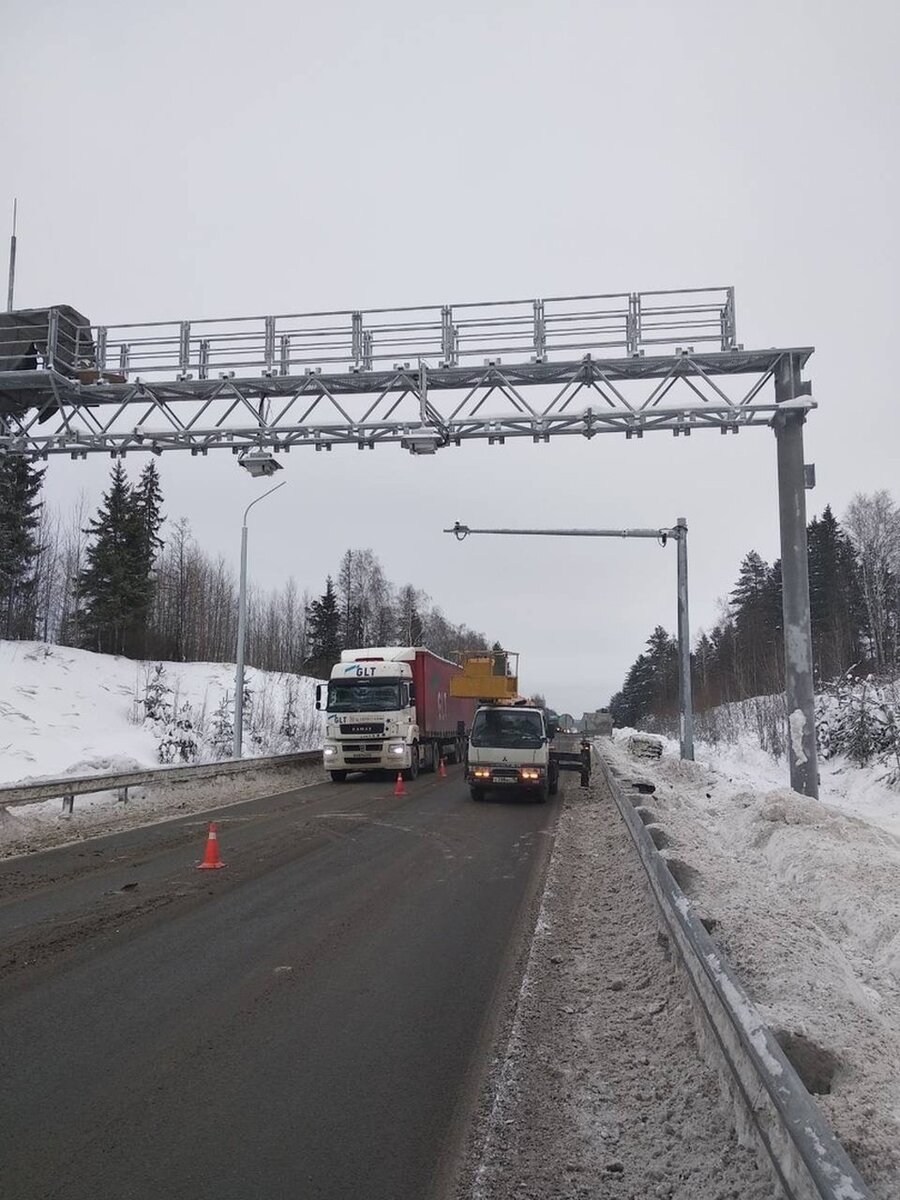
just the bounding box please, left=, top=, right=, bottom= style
left=4, top=0, right=899, bottom=715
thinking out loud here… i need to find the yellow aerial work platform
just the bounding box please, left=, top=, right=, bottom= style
left=450, top=651, right=520, bottom=701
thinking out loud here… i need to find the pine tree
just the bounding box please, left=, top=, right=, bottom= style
left=305, top=576, right=342, bottom=676
left=209, top=694, right=234, bottom=758
left=135, top=461, right=165, bottom=576
left=143, top=663, right=172, bottom=724
left=731, top=551, right=780, bottom=696
left=76, top=463, right=148, bottom=656
left=808, top=506, right=864, bottom=681
left=0, top=455, right=45, bottom=639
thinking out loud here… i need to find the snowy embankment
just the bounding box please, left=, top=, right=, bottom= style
left=606, top=728, right=900, bottom=1198
left=0, top=641, right=324, bottom=855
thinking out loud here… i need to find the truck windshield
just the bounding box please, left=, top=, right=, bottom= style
left=470, top=708, right=544, bottom=748
left=327, top=680, right=403, bottom=713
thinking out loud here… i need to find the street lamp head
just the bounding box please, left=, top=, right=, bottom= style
left=239, top=449, right=282, bottom=478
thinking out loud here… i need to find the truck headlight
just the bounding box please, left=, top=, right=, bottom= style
left=519, top=767, right=542, bottom=782
left=323, top=746, right=337, bottom=759
left=472, top=767, right=491, bottom=779
left=389, top=743, right=406, bottom=757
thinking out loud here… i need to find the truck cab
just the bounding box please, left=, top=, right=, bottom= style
left=317, top=647, right=474, bottom=782
left=466, top=703, right=559, bottom=803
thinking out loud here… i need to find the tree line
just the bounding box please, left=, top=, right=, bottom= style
left=609, top=493, right=900, bottom=729
left=0, top=458, right=490, bottom=675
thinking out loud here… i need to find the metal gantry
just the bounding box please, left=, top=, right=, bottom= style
left=445, top=520, right=695, bottom=762
left=0, top=283, right=819, bottom=798
left=0, top=286, right=798, bottom=460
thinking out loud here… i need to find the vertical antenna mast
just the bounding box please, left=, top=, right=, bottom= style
left=6, top=198, right=17, bottom=312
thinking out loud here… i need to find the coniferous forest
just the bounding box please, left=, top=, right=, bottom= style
left=0, top=459, right=490, bottom=675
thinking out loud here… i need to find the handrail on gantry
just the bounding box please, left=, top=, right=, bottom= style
left=41, top=286, right=736, bottom=384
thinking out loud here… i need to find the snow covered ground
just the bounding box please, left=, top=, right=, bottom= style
left=605, top=729, right=900, bottom=1198
left=0, top=641, right=324, bottom=856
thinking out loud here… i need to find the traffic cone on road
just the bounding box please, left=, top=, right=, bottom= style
left=394, top=772, right=406, bottom=797
left=439, top=757, right=447, bottom=778
left=198, top=822, right=226, bottom=869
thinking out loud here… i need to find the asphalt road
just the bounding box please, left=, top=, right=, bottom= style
left=0, top=766, right=559, bottom=1200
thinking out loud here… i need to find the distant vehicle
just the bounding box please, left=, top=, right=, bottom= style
left=316, top=647, right=476, bottom=782
left=582, top=708, right=614, bottom=737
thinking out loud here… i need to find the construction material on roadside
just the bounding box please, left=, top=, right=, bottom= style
left=627, top=734, right=664, bottom=760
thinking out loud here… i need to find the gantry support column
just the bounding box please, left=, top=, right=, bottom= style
left=773, top=355, right=818, bottom=798
left=675, top=517, right=694, bottom=761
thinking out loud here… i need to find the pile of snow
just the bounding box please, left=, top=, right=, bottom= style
left=0, top=640, right=324, bottom=787
left=605, top=728, right=900, bottom=1197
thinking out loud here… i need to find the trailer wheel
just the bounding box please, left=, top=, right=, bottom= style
left=470, top=786, right=486, bottom=802
left=402, top=745, right=420, bottom=782
left=330, top=771, right=348, bottom=783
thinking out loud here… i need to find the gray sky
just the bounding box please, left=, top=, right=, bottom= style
left=4, top=0, right=899, bottom=714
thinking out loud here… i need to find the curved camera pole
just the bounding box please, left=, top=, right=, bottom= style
left=445, top=519, right=694, bottom=761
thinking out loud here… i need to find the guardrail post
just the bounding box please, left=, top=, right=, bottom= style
left=722, top=287, right=737, bottom=350
left=532, top=299, right=545, bottom=361
left=179, top=321, right=191, bottom=374
left=264, top=316, right=276, bottom=373
left=45, top=308, right=59, bottom=371
left=627, top=293, right=641, bottom=354
left=441, top=306, right=456, bottom=366
left=62, top=792, right=74, bottom=815
left=117, top=787, right=129, bottom=804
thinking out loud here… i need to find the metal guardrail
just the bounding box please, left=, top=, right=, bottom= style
left=596, top=748, right=870, bottom=1200
left=5, top=287, right=736, bottom=383
left=0, top=751, right=324, bottom=815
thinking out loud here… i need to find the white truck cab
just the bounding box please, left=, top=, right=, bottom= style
left=466, top=703, right=559, bottom=803
left=319, top=654, right=417, bottom=781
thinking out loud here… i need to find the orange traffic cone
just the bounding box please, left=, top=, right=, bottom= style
left=394, top=772, right=406, bottom=797
left=198, top=821, right=226, bottom=869
left=439, top=757, right=447, bottom=778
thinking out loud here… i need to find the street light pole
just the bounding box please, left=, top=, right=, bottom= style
left=444, top=520, right=695, bottom=761
left=233, top=480, right=286, bottom=758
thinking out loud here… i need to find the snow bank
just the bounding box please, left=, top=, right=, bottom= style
left=606, top=729, right=900, bottom=1197
left=0, top=640, right=324, bottom=787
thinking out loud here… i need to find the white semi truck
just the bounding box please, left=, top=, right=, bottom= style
left=316, top=647, right=476, bottom=782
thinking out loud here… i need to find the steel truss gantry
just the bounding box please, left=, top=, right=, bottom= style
left=0, top=347, right=813, bottom=460
left=0, top=285, right=819, bottom=803
left=0, top=286, right=810, bottom=460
